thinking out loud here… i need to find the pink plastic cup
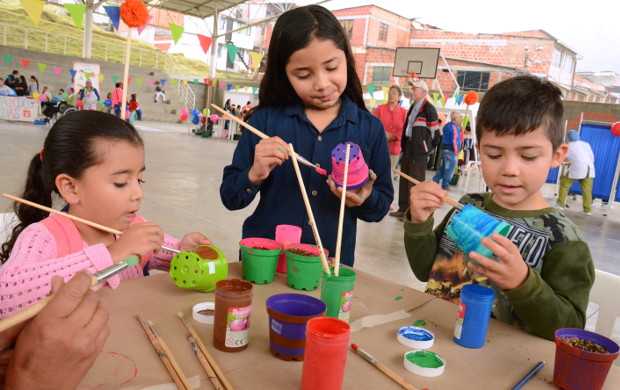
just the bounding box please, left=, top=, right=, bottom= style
left=275, top=225, right=302, bottom=273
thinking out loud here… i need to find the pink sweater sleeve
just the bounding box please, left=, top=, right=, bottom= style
left=0, top=223, right=136, bottom=319
left=148, top=233, right=180, bottom=272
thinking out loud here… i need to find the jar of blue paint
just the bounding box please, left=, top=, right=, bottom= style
left=446, top=205, right=511, bottom=260
left=454, top=284, right=495, bottom=349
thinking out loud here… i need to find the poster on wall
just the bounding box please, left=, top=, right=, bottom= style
left=73, top=62, right=101, bottom=91
left=0, top=96, right=40, bottom=122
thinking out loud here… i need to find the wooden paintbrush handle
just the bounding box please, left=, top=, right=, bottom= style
left=395, top=171, right=463, bottom=209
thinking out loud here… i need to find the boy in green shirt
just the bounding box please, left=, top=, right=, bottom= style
left=404, top=76, right=594, bottom=340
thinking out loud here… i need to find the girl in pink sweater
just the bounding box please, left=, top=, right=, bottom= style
left=0, top=110, right=209, bottom=319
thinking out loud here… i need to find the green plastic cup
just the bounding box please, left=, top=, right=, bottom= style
left=169, top=244, right=228, bottom=292
left=320, top=267, right=356, bottom=322
left=240, top=238, right=282, bottom=284
left=286, top=244, right=327, bottom=291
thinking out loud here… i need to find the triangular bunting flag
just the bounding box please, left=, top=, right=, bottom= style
left=69, top=69, right=77, bottom=78
left=197, top=34, right=212, bottom=54
left=37, top=63, right=47, bottom=73
left=170, top=79, right=178, bottom=87
left=249, top=52, right=264, bottom=70
left=64, top=4, right=86, bottom=29
left=19, top=58, right=31, bottom=69
left=368, top=84, right=376, bottom=94
left=21, top=0, right=44, bottom=26
left=3, top=54, right=14, bottom=65
left=169, top=23, right=184, bottom=44
left=52, top=66, right=62, bottom=76
left=160, top=79, right=166, bottom=86
left=226, top=42, right=238, bottom=64
left=98, top=73, right=105, bottom=82
left=462, top=116, right=470, bottom=128
left=103, top=5, right=120, bottom=31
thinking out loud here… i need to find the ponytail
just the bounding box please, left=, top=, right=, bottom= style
left=1, top=153, right=52, bottom=263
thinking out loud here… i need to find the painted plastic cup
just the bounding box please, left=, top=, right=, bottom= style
left=453, top=284, right=495, bottom=349
left=553, top=328, right=619, bottom=390
left=320, top=267, right=356, bottom=322
left=301, top=317, right=351, bottom=390
left=240, top=238, right=282, bottom=284
left=266, top=293, right=326, bottom=361
left=446, top=205, right=511, bottom=260
left=275, top=225, right=302, bottom=274
left=286, top=244, right=328, bottom=291
left=169, top=244, right=228, bottom=292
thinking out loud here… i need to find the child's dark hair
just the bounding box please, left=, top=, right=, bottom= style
left=0, top=111, right=143, bottom=263
left=476, top=75, right=564, bottom=149
left=258, top=5, right=365, bottom=110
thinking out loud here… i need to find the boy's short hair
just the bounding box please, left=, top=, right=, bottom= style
left=476, top=75, right=564, bottom=150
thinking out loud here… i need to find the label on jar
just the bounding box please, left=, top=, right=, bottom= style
left=225, top=305, right=251, bottom=348
left=454, top=302, right=466, bottom=339
left=338, top=290, right=353, bottom=322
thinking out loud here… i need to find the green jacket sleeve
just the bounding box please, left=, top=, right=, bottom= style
left=403, top=210, right=454, bottom=282
left=504, top=241, right=595, bottom=340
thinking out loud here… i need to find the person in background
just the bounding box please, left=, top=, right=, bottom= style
left=28, top=75, right=39, bottom=96
left=65, top=87, right=77, bottom=107
left=112, top=82, right=123, bottom=117
left=557, top=129, right=596, bottom=215
left=432, top=111, right=462, bottom=189
left=79, top=80, right=100, bottom=111
left=0, top=79, right=16, bottom=96
left=52, top=88, right=65, bottom=104
left=128, top=93, right=142, bottom=121
left=390, top=79, right=439, bottom=219
left=372, top=85, right=406, bottom=182
left=4, top=70, right=19, bottom=90
left=241, top=100, right=253, bottom=120
left=39, top=86, right=51, bottom=104
left=14, top=76, right=28, bottom=97
left=0, top=273, right=109, bottom=390
left=103, top=92, right=113, bottom=114
left=153, top=81, right=167, bottom=103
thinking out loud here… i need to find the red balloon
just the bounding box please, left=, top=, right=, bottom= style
left=464, top=91, right=478, bottom=106
left=612, top=122, right=620, bottom=137
left=120, top=0, right=149, bottom=28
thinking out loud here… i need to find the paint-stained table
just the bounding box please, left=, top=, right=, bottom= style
left=82, top=263, right=620, bottom=389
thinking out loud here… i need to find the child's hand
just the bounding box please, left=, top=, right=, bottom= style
left=327, top=170, right=377, bottom=207
left=248, top=137, right=290, bottom=184
left=467, top=234, right=529, bottom=291
left=408, top=181, right=446, bottom=223
left=179, top=232, right=211, bottom=252
left=108, top=222, right=164, bottom=263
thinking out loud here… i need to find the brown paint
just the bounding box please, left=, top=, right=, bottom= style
left=213, top=279, right=253, bottom=352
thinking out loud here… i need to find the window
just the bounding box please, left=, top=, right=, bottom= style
left=372, top=66, right=392, bottom=82
left=378, top=22, right=388, bottom=42
left=456, top=71, right=490, bottom=92
left=341, top=20, right=353, bottom=40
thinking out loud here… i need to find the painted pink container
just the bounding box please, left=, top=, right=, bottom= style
left=275, top=225, right=302, bottom=273
left=330, top=142, right=369, bottom=190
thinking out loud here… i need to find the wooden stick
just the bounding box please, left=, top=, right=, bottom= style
left=136, top=315, right=187, bottom=390
left=188, top=336, right=224, bottom=390
left=288, top=143, right=332, bottom=275
left=147, top=320, right=192, bottom=390
left=211, top=104, right=268, bottom=139
left=177, top=312, right=234, bottom=390
left=395, top=170, right=463, bottom=209
left=351, top=344, right=421, bottom=390
left=120, top=28, right=132, bottom=120
left=1, top=193, right=180, bottom=254
left=334, top=143, right=351, bottom=277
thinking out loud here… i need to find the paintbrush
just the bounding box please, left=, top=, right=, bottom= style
left=0, top=256, right=140, bottom=332
left=210, top=104, right=328, bottom=176
left=351, top=343, right=423, bottom=390
left=1, top=193, right=180, bottom=254
left=511, top=361, right=544, bottom=390
left=395, top=171, right=463, bottom=210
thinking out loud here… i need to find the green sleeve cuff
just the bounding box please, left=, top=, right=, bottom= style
left=404, top=212, right=434, bottom=235
left=503, top=268, right=542, bottom=303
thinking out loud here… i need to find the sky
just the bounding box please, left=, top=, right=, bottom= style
left=321, top=0, right=620, bottom=73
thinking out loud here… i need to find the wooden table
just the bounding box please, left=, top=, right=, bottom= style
left=80, top=263, right=620, bottom=389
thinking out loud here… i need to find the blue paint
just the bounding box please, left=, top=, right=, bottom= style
left=446, top=205, right=511, bottom=259
left=399, top=326, right=433, bottom=342
left=454, top=284, right=495, bottom=349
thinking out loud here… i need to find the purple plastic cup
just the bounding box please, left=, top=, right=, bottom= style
left=266, top=293, right=326, bottom=361
left=554, top=328, right=619, bottom=390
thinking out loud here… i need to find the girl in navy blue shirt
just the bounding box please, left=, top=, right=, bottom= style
left=220, top=5, right=393, bottom=266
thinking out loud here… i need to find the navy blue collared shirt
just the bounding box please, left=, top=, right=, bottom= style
left=220, top=97, right=393, bottom=266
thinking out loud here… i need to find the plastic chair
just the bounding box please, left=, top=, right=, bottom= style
left=587, top=269, right=620, bottom=357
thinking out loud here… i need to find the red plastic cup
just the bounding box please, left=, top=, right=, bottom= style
left=275, top=225, right=302, bottom=273
left=301, top=317, right=350, bottom=390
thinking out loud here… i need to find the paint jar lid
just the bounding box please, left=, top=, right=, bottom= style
left=461, top=284, right=495, bottom=302
left=192, top=301, right=215, bottom=324
left=397, top=326, right=435, bottom=350
left=403, top=350, right=445, bottom=377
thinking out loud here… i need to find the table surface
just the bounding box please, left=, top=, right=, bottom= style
left=80, top=263, right=620, bottom=389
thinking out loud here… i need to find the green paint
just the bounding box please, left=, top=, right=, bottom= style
left=406, top=351, right=444, bottom=368
left=394, top=295, right=403, bottom=301
left=413, top=319, right=426, bottom=327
